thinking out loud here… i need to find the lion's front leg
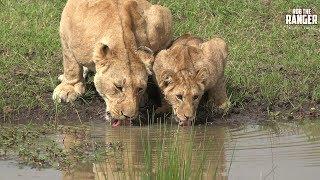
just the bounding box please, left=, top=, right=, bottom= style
left=52, top=43, right=85, bottom=103
left=207, top=76, right=230, bottom=114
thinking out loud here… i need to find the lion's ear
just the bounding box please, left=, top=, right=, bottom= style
left=160, top=70, right=174, bottom=89
left=137, top=46, right=154, bottom=75
left=94, top=42, right=109, bottom=60
left=93, top=42, right=110, bottom=68
left=196, top=67, right=209, bottom=88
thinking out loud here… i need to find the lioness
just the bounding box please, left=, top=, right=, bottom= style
left=153, top=35, right=229, bottom=126
left=52, top=0, right=172, bottom=126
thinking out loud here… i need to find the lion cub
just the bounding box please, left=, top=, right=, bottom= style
left=153, top=34, right=229, bottom=126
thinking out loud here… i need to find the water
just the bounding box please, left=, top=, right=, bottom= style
left=2, top=120, right=320, bottom=180
left=0, top=161, right=60, bottom=180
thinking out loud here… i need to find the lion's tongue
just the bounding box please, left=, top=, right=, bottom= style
left=112, top=119, right=121, bottom=127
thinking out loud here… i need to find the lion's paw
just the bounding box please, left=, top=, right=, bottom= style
left=52, top=82, right=85, bottom=103
left=58, top=74, right=64, bottom=82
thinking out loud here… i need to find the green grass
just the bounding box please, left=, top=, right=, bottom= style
left=0, top=0, right=65, bottom=110
left=0, top=1, right=319, bottom=177
left=140, top=125, right=210, bottom=179
left=0, top=1, right=319, bottom=113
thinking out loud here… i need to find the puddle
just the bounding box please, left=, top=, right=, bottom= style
left=0, top=161, right=60, bottom=180
left=1, top=119, right=320, bottom=179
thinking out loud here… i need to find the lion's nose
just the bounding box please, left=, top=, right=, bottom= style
left=123, top=114, right=132, bottom=119
left=184, top=115, right=192, bottom=120
left=179, top=119, right=191, bottom=126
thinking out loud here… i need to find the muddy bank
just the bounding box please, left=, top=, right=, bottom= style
left=1, top=76, right=320, bottom=125
left=1, top=93, right=319, bottom=126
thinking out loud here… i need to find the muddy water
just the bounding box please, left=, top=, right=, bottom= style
left=3, top=120, right=320, bottom=180
left=0, top=161, right=60, bottom=180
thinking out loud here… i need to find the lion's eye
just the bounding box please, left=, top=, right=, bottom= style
left=115, top=84, right=123, bottom=92
left=193, top=95, right=199, bottom=100
left=176, top=94, right=183, bottom=101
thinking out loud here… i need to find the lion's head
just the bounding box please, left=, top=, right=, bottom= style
left=154, top=43, right=210, bottom=126
left=93, top=42, right=154, bottom=126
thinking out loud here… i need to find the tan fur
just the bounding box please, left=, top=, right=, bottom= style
left=52, top=0, right=172, bottom=121
left=153, top=34, right=229, bottom=125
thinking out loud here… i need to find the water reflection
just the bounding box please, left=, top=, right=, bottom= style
left=63, top=122, right=228, bottom=179
left=61, top=120, right=320, bottom=180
